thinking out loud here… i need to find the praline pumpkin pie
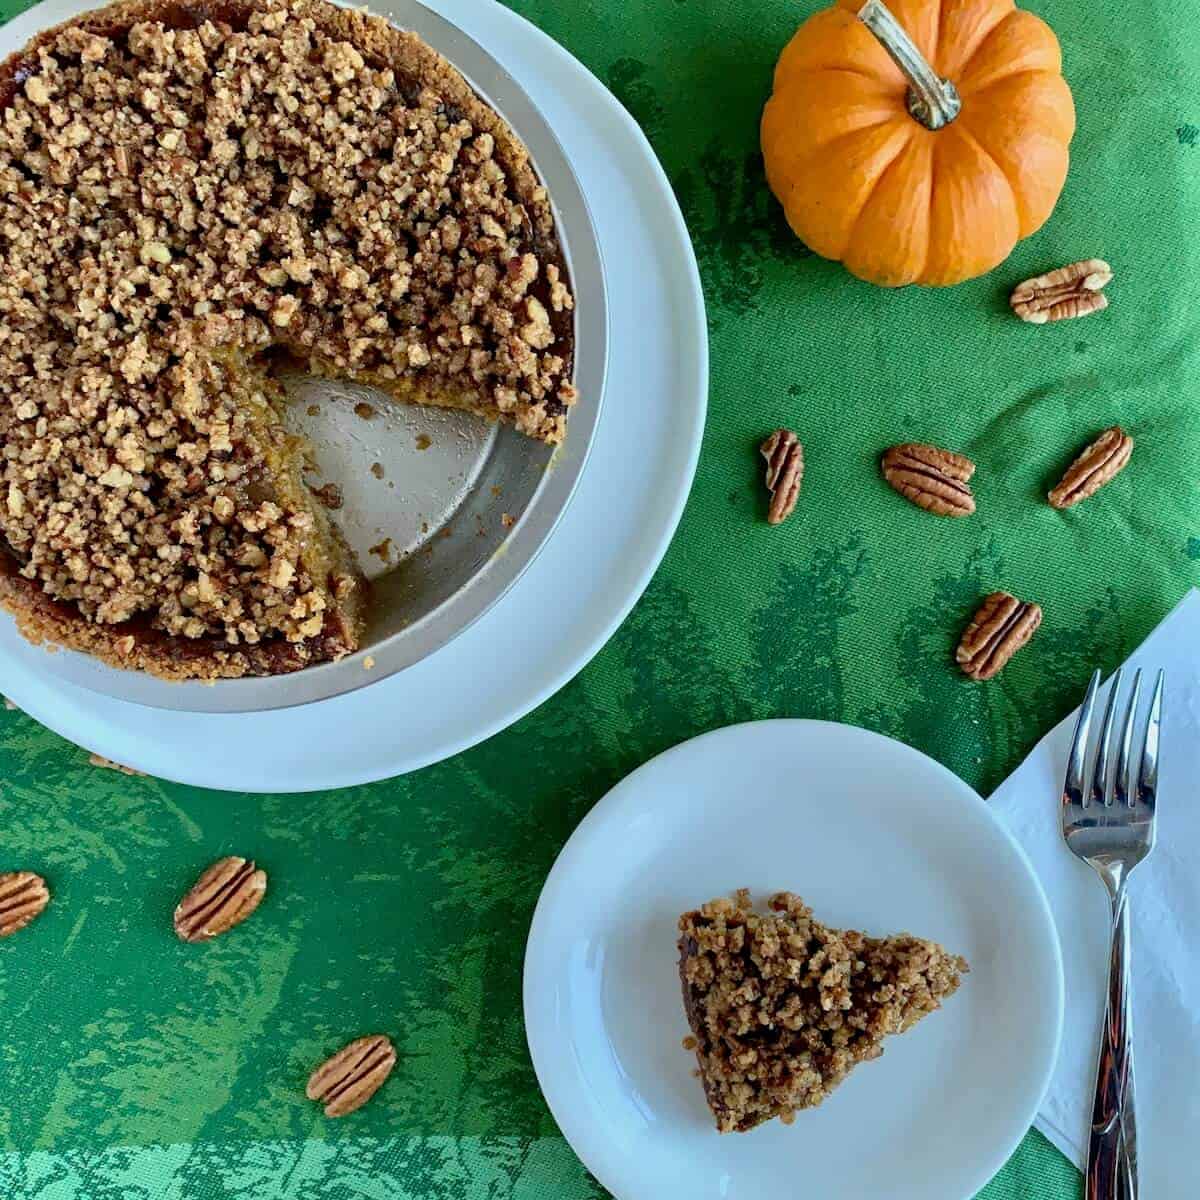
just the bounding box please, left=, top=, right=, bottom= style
left=0, top=0, right=575, bottom=679
left=679, top=890, right=968, bottom=1132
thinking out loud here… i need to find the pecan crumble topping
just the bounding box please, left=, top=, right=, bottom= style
left=679, top=890, right=967, bottom=1132
left=0, top=0, right=575, bottom=678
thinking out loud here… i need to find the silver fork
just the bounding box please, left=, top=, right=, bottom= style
left=1062, top=667, right=1163, bottom=1200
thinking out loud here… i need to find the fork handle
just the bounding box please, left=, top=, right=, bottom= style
left=1088, top=885, right=1137, bottom=1200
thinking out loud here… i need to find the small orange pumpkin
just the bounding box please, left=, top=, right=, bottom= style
left=761, top=0, right=1076, bottom=287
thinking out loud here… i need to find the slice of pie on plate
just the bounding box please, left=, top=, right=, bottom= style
left=678, top=889, right=968, bottom=1133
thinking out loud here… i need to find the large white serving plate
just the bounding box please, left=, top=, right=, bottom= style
left=525, top=720, right=1064, bottom=1200
left=0, top=0, right=707, bottom=789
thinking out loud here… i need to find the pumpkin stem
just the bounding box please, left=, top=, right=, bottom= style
left=857, top=0, right=961, bottom=130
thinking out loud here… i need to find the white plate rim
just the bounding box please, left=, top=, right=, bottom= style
left=524, top=718, right=1066, bottom=1200
left=0, top=0, right=709, bottom=790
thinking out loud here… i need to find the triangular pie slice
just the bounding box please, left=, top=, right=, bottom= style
left=678, top=890, right=968, bottom=1133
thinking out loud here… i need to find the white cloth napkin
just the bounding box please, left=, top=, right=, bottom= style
left=991, top=588, right=1200, bottom=1198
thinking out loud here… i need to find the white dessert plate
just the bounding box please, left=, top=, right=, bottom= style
left=524, top=720, right=1064, bottom=1200
left=0, top=0, right=707, bottom=788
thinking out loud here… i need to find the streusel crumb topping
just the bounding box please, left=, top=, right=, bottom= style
left=678, top=890, right=967, bottom=1133
left=0, top=0, right=574, bottom=655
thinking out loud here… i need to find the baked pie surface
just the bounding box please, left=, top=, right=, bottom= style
left=0, top=0, right=575, bottom=679
left=679, top=890, right=968, bottom=1132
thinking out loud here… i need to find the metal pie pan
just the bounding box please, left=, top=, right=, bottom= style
left=22, top=0, right=607, bottom=714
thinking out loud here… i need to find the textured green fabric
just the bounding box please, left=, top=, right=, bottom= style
left=2, top=0, right=1196, bottom=1193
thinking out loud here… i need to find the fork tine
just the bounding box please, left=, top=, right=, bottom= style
left=1090, top=668, right=1123, bottom=807
left=1114, top=669, right=1141, bottom=808
left=1065, top=669, right=1101, bottom=811
left=1139, top=669, right=1163, bottom=808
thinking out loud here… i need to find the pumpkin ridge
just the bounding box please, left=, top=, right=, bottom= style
left=932, top=0, right=946, bottom=63
left=932, top=0, right=1015, bottom=79
left=955, top=9, right=1061, bottom=92
left=953, top=72, right=1073, bottom=232
left=763, top=85, right=902, bottom=196
left=775, top=58, right=885, bottom=91
left=916, top=141, right=940, bottom=282
left=782, top=8, right=905, bottom=90
left=943, top=120, right=1020, bottom=229
left=838, top=125, right=918, bottom=262
left=786, top=117, right=912, bottom=179
left=957, top=65, right=1058, bottom=99
left=803, top=64, right=905, bottom=86
left=957, top=8, right=1021, bottom=77
left=844, top=134, right=926, bottom=285
left=792, top=110, right=904, bottom=156
left=774, top=64, right=907, bottom=99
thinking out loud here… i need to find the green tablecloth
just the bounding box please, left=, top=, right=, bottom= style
left=2, top=0, right=1197, bottom=1194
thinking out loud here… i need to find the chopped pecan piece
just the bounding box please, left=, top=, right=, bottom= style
left=881, top=443, right=976, bottom=516
left=174, top=857, right=267, bottom=942
left=1048, top=427, right=1133, bottom=510
left=1010, top=259, right=1112, bottom=324
left=307, top=1034, right=397, bottom=1117
left=312, top=482, right=344, bottom=510
left=760, top=429, right=804, bottom=525
left=0, top=871, right=49, bottom=939
left=957, top=593, right=1042, bottom=681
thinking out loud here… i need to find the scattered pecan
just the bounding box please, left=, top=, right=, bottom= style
left=306, top=1034, right=397, bottom=1117
left=1010, top=259, right=1112, bottom=324
left=88, top=752, right=146, bottom=776
left=0, top=871, right=50, bottom=939
left=881, top=443, right=976, bottom=516
left=957, top=593, right=1043, bottom=681
left=174, top=857, right=267, bottom=943
left=760, top=429, right=804, bottom=525
left=1048, top=427, right=1133, bottom=510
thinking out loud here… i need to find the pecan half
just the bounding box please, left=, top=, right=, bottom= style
left=88, top=752, right=146, bottom=776
left=306, top=1034, right=397, bottom=1117
left=0, top=871, right=49, bottom=939
left=957, top=593, right=1043, bottom=681
left=760, top=429, right=804, bottom=525
left=881, top=443, right=976, bottom=516
left=174, top=857, right=267, bottom=943
left=1010, top=259, right=1112, bottom=324
left=1048, top=426, right=1133, bottom=510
